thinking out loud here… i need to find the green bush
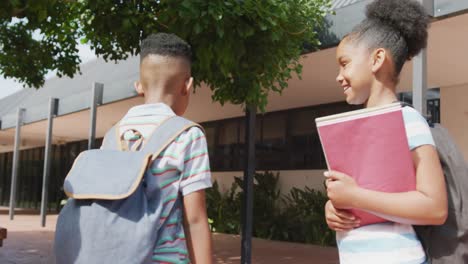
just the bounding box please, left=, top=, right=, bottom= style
left=205, top=180, right=242, bottom=234
left=236, top=171, right=284, bottom=240
left=205, top=171, right=336, bottom=247
left=281, top=187, right=335, bottom=246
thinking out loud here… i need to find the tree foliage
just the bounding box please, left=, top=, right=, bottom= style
left=0, top=0, right=331, bottom=110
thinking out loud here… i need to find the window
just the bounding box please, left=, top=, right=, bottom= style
left=201, top=101, right=359, bottom=171
left=398, top=88, right=441, bottom=124
left=427, top=99, right=440, bottom=123
left=256, top=113, right=287, bottom=170
left=289, top=108, right=325, bottom=169
left=216, top=119, right=242, bottom=170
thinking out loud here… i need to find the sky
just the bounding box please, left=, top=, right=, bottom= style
left=0, top=43, right=96, bottom=100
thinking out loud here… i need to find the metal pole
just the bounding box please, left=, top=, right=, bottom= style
left=40, top=98, right=59, bottom=227
left=413, top=0, right=432, bottom=115
left=88, top=82, right=103, bottom=150
left=412, top=40, right=427, bottom=115
left=9, top=108, right=25, bottom=220
left=241, top=104, right=256, bottom=264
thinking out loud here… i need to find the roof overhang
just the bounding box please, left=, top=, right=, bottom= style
left=1, top=1, right=468, bottom=152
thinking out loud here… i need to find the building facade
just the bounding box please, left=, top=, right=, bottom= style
left=0, top=0, right=466, bottom=211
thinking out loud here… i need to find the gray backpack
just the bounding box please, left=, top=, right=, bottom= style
left=414, top=124, right=468, bottom=264
left=54, top=116, right=199, bottom=264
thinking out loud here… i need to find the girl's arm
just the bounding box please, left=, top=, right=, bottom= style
left=326, top=144, right=448, bottom=225
left=183, top=190, right=213, bottom=264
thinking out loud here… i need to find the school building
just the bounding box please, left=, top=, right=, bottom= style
left=0, top=0, right=467, bottom=216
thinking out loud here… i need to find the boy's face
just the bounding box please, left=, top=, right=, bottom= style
left=137, top=55, right=193, bottom=115
left=335, top=38, right=374, bottom=105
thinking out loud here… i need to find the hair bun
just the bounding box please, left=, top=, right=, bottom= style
left=366, top=0, right=429, bottom=59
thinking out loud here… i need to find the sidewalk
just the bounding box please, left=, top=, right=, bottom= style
left=0, top=214, right=339, bottom=264
left=0, top=214, right=55, bottom=264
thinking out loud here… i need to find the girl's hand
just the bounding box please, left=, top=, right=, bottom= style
left=325, top=200, right=360, bottom=231
left=325, top=170, right=361, bottom=209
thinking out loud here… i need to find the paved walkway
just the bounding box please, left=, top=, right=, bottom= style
left=0, top=214, right=339, bottom=264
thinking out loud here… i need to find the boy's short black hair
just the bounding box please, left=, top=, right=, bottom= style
left=140, top=33, right=192, bottom=64
left=347, top=0, right=429, bottom=77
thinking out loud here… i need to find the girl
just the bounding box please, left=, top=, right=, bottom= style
left=324, top=0, right=447, bottom=263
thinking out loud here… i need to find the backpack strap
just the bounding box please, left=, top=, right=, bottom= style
left=102, top=124, right=120, bottom=150
left=63, top=116, right=201, bottom=200
left=102, top=117, right=201, bottom=153
left=140, top=116, right=202, bottom=159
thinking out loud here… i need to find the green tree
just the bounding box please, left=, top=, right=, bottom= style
left=0, top=0, right=331, bottom=110
left=0, top=0, right=81, bottom=88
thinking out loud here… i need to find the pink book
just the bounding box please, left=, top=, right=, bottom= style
left=315, top=103, right=415, bottom=226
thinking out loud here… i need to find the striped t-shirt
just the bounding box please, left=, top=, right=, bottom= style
left=118, top=103, right=212, bottom=263
left=336, top=106, right=435, bottom=264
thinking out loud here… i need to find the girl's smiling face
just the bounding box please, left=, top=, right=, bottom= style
left=335, top=38, right=374, bottom=105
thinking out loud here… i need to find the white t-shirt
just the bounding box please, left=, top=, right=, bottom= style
left=336, top=107, right=435, bottom=264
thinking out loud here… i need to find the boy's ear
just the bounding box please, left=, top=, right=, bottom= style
left=134, top=81, right=144, bottom=96
left=183, top=77, right=193, bottom=95
left=371, top=48, right=386, bottom=73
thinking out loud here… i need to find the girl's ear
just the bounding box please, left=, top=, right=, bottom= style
left=134, top=81, right=144, bottom=96
left=371, top=48, right=386, bottom=73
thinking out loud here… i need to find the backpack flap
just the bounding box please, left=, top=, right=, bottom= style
left=64, top=116, right=200, bottom=201
left=64, top=149, right=152, bottom=200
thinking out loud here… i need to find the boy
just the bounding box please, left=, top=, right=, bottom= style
left=119, top=33, right=213, bottom=263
